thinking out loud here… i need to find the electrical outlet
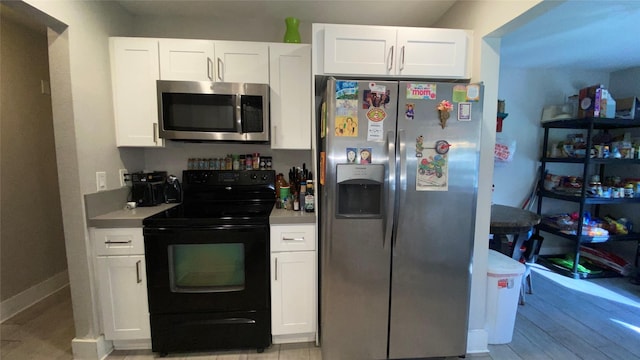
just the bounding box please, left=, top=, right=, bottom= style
left=119, top=169, right=128, bottom=187
left=96, top=171, right=107, bottom=191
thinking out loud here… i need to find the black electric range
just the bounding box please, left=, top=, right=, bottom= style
left=143, top=169, right=276, bottom=227
left=142, top=169, right=276, bottom=355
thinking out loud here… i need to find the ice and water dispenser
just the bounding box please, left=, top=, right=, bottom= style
left=336, top=164, right=384, bottom=218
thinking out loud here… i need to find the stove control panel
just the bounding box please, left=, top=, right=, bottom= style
left=183, top=170, right=275, bottom=186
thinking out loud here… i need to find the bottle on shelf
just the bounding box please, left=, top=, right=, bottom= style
left=304, top=179, right=314, bottom=213
left=299, top=180, right=307, bottom=209
left=293, top=192, right=300, bottom=211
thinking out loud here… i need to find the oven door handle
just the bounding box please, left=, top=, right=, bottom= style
left=187, top=318, right=257, bottom=326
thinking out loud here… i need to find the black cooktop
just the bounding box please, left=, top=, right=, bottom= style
left=143, top=170, right=276, bottom=227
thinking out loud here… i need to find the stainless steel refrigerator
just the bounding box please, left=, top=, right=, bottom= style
left=318, top=78, right=482, bottom=359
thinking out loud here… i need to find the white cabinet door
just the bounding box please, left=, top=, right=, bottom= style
left=396, top=28, right=468, bottom=78
left=271, top=251, right=316, bottom=335
left=323, top=24, right=397, bottom=76
left=215, top=41, right=269, bottom=83
left=158, top=39, right=215, bottom=81
left=110, top=38, right=162, bottom=147
left=269, top=44, right=311, bottom=150
left=96, top=255, right=150, bottom=340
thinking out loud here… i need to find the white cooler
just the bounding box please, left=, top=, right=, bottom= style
left=486, top=249, right=526, bottom=344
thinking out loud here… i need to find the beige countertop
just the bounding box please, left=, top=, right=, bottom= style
left=89, top=203, right=315, bottom=228
left=269, top=207, right=316, bottom=224
left=88, top=203, right=179, bottom=228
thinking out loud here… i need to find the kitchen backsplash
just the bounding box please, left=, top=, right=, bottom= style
left=140, top=141, right=312, bottom=180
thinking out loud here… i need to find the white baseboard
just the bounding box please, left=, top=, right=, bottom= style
left=466, top=328, right=489, bottom=354
left=112, top=339, right=151, bottom=350
left=1, top=270, right=69, bottom=322
left=272, top=332, right=316, bottom=344
left=72, top=335, right=113, bottom=360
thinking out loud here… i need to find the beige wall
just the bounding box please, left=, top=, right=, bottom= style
left=15, top=2, right=134, bottom=356
left=434, top=0, right=546, bottom=352
left=0, top=7, right=67, bottom=301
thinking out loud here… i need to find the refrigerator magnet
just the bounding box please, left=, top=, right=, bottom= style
left=435, top=140, right=451, bottom=154
left=359, top=148, right=372, bottom=164
left=346, top=148, right=357, bottom=163
left=452, top=85, right=467, bottom=103
left=405, top=103, right=415, bottom=120
left=366, top=107, right=386, bottom=142
left=406, top=83, right=437, bottom=100
left=416, top=135, right=425, bottom=157
left=458, top=103, right=471, bottom=121
left=416, top=149, right=448, bottom=191
left=466, top=84, right=480, bottom=102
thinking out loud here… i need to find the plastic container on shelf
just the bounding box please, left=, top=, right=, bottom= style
left=486, top=250, right=526, bottom=344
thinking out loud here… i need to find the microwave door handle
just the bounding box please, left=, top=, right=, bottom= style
left=235, top=96, right=243, bottom=134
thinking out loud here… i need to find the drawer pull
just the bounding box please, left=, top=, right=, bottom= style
left=104, top=240, right=133, bottom=244
left=136, top=260, right=142, bottom=283
left=282, top=237, right=305, bottom=241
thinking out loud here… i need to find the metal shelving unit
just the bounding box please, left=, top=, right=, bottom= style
left=536, top=117, right=640, bottom=279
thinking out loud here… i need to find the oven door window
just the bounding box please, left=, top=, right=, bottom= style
left=169, top=243, right=245, bottom=293
left=162, top=93, right=238, bottom=133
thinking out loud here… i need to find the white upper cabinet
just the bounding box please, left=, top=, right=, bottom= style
left=158, top=39, right=268, bottom=83
left=317, top=24, right=469, bottom=79
left=159, top=39, right=215, bottom=81
left=110, top=37, right=163, bottom=147
left=215, top=41, right=269, bottom=83
left=324, top=25, right=397, bottom=76
left=396, top=27, right=468, bottom=78
left=269, top=44, right=311, bottom=150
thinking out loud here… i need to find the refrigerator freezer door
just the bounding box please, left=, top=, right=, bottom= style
left=388, top=82, right=481, bottom=358
left=320, top=79, right=398, bottom=360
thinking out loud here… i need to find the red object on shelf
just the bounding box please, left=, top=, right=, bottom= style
left=496, top=113, right=508, bottom=132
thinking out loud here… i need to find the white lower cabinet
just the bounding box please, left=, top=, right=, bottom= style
left=270, top=224, right=316, bottom=343
left=92, top=228, right=150, bottom=342
left=96, top=256, right=150, bottom=340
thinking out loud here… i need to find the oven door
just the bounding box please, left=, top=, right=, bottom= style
left=143, top=224, right=269, bottom=314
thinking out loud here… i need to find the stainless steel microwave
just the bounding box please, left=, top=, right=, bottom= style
left=157, top=80, right=270, bottom=142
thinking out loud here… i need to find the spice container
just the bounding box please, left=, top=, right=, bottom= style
left=624, top=183, right=635, bottom=198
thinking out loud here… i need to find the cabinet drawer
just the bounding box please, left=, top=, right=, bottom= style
left=91, top=228, right=144, bottom=256
left=271, top=224, right=315, bottom=252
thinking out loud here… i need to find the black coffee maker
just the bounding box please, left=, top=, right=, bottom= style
left=163, top=175, right=182, bottom=203
left=131, top=171, right=167, bottom=207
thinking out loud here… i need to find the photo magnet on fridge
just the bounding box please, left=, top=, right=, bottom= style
left=405, top=103, right=415, bottom=120
left=359, top=148, right=372, bottom=164
left=458, top=103, right=471, bottom=121
left=346, top=148, right=357, bottom=163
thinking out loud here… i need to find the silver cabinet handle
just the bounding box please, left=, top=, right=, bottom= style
left=274, top=257, right=278, bottom=281
left=282, top=237, right=305, bottom=241
left=273, top=125, right=277, bottom=146
left=104, top=240, right=132, bottom=244
left=387, top=45, right=395, bottom=71
left=135, top=260, right=142, bottom=284
left=400, top=45, right=406, bottom=71
left=217, top=57, right=224, bottom=81
left=153, top=123, right=158, bottom=144
left=207, top=57, right=213, bottom=80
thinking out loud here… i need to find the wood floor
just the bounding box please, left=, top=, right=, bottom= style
left=2, top=266, right=639, bottom=359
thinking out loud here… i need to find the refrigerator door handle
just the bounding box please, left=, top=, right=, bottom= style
left=384, top=130, right=396, bottom=248
left=393, top=129, right=406, bottom=248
